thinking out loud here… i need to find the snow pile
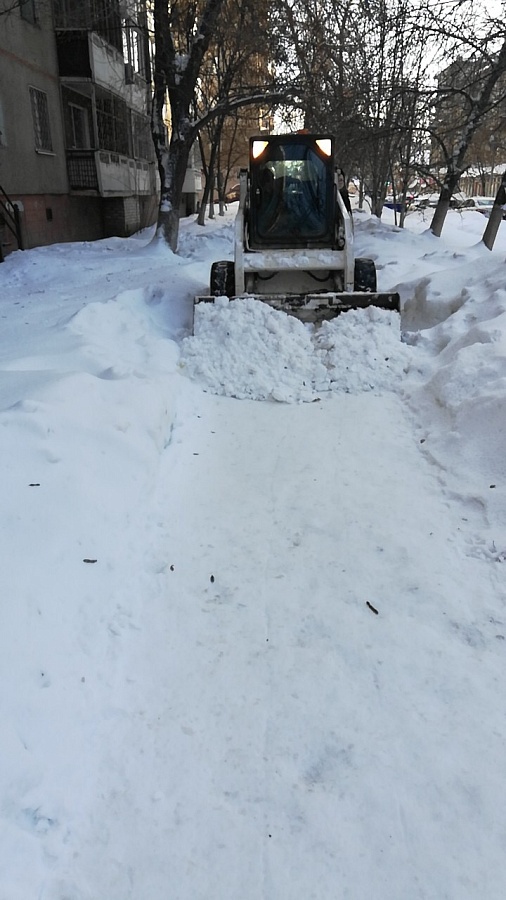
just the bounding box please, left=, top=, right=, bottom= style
left=314, top=305, right=412, bottom=393
left=181, top=296, right=325, bottom=402
left=405, top=283, right=506, bottom=538
left=178, top=218, right=234, bottom=263
left=66, top=288, right=180, bottom=377
left=180, top=296, right=411, bottom=401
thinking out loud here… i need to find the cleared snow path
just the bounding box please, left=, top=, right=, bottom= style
left=128, top=379, right=505, bottom=900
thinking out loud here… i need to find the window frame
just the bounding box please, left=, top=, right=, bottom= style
left=29, top=86, right=54, bottom=154
left=68, top=102, right=91, bottom=149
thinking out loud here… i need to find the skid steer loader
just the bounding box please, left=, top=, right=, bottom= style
left=195, top=133, right=400, bottom=325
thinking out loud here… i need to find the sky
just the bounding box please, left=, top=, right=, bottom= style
left=1, top=201, right=506, bottom=899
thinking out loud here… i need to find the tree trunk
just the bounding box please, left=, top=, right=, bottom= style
left=208, top=174, right=216, bottom=219
left=197, top=150, right=218, bottom=225
left=196, top=131, right=210, bottom=227
left=430, top=172, right=460, bottom=237
left=156, top=133, right=194, bottom=251
left=482, top=176, right=506, bottom=250
left=151, top=0, right=227, bottom=251
left=197, top=171, right=212, bottom=227
left=196, top=181, right=209, bottom=226
left=429, top=197, right=451, bottom=237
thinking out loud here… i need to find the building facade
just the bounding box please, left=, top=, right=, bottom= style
left=431, top=55, right=506, bottom=198
left=0, top=0, right=159, bottom=256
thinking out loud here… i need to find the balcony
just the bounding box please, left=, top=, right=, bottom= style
left=56, top=31, right=148, bottom=114
left=66, top=149, right=153, bottom=195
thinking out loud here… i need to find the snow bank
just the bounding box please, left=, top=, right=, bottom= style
left=405, top=282, right=506, bottom=538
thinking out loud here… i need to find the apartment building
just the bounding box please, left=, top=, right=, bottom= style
left=431, top=55, right=506, bottom=197
left=0, top=0, right=158, bottom=256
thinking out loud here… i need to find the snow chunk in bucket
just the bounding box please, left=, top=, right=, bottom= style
left=315, top=305, right=411, bottom=395
left=180, top=297, right=327, bottom=402
left=180, top=297, right=408, bottom=402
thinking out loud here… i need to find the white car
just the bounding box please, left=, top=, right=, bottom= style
left=413, top=191, right=467, bottom=210
left=462, top=196, right=497, bottom=217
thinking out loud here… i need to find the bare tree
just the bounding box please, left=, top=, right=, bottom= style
left=351, top=0, right=422, bottom=217
left=152, top=0, right=296, bottom=250
left=152, top=0, right=226, bottom=251
left=196, top=121, right=223, bottom=223
left=275, top=0, right=438, bottom=220
left=194, top=0, right=274, bottom=225
left=427, top=35, right=506, bottom=236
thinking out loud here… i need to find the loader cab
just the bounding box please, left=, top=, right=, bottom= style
left=248, top=134, right=337, bottom=250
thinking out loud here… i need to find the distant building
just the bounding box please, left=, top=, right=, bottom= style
left=0, top=0, right=159, bottom=257
left=198, top=40, right=275, bottom=204
left=432, top=56, right=506, bottom=197
left=218, top=101, right=275, bottom=194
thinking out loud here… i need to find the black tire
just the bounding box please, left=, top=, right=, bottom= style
left=354, top=257, right=377, bottom=293
left=210, top=260, right=235, bottom=297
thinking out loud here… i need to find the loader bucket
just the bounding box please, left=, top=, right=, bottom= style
left=194, top=291, right=400, bottom=328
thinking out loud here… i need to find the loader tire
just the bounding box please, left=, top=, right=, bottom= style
left=210, top=260, right=235, bottom=298
left=354, top=258, right=377, bottom=293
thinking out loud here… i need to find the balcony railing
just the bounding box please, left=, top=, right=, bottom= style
left=66, top=149, right=153, bottom=195
left=66, top=150, right=100, bottom=190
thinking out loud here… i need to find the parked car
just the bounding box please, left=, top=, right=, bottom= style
left=225, top=183, right=241, bottom=203
left=412, top=192, right=440, bottom=209
left=413, top=191, right=467, bottom=210
left=384, top=193, right=415, bottom=213
left=462, top=196, right=499, bottom=217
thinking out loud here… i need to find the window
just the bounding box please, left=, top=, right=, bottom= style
left=69, top=104, right=90, bottom=149
left=93, top=0, right=122, bottom=54
left=123, top=16, right=148, bottom=79
left=54, top=0, right=122, bottom=52
left=29, top=87, right=53, bottom=152
left=250, top=141, right=334, bottom=249
left=96, top=91, right=128, bottom=155
left=130, top=112, right=152, bottom=161
left=20, top=0, right=37, bottom=24
left=62, top=87, right=93, bottom=149
left=53, top=0, right=87, bottom=28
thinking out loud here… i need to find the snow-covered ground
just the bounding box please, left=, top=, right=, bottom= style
left=1, top=202, right=506, bottom=899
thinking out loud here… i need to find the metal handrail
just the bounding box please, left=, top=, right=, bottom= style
left=0, top=184, right=24, bottom=261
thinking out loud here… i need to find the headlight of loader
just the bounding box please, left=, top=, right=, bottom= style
left=251, top=140, right=269, bottom=160
left=315, top=138, right=332, bottom=157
